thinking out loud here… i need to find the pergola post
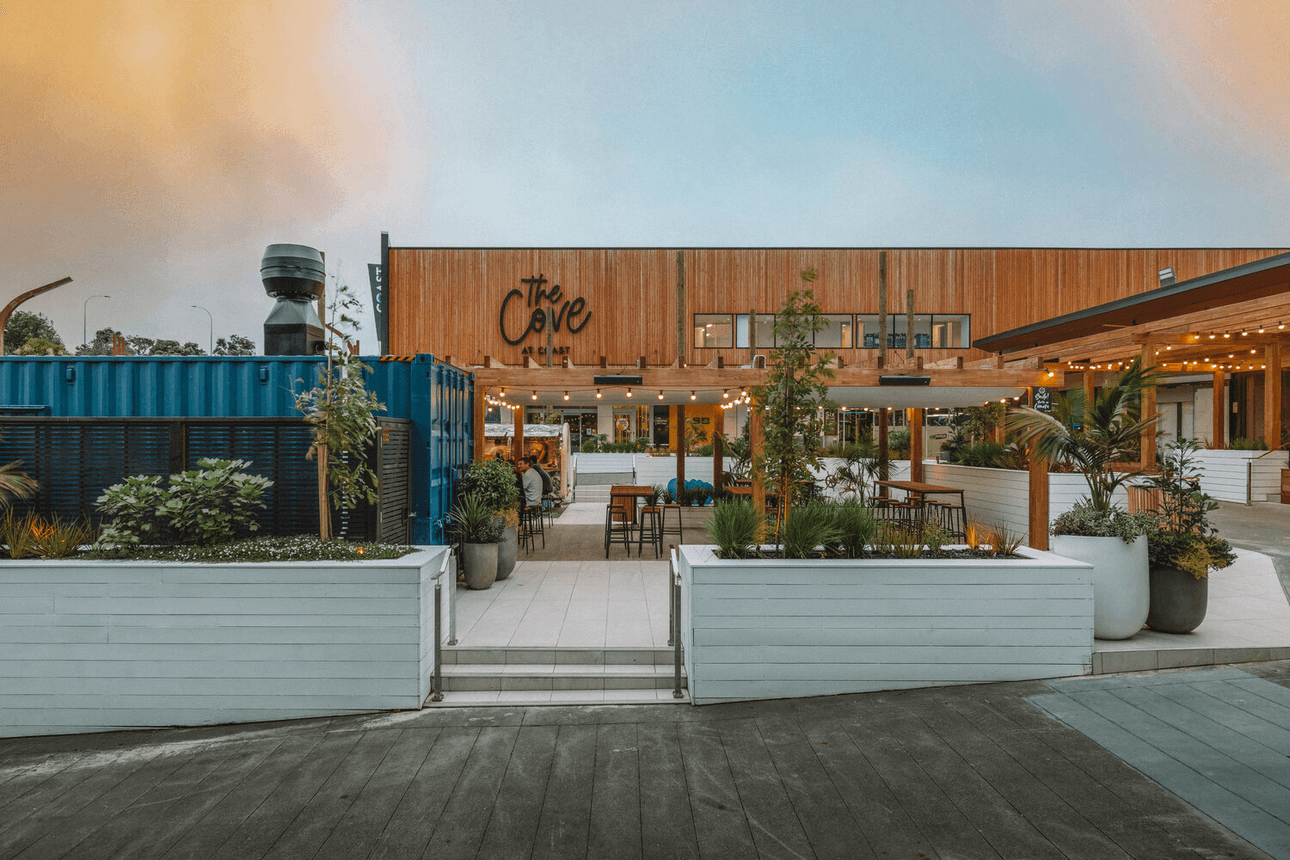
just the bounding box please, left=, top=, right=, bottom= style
left=712, top=406, right=725, bottom=494
left=1213, top=369, right=1226, bottom=448
left=676, top=403, right=687, bottom=498
left=877, top=408, right=890, bottom=495
left=473, top=386, right=486, bottom=461
left=1140, top=344, right=1157, bottom=468
left=1028, top=439, right=1049, bottom=550
left=749, top=400, right=765, bottom=517
left=1083, top=370, right=1095, bottom=425
left=1266, top=342, right=1282, bottom=449
left=908, top=407, right=924, bottom=483
left=512, top=403, right=525, bottom=462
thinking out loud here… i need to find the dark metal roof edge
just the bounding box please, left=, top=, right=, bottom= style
left=973, top=251, right=1290, bottom=353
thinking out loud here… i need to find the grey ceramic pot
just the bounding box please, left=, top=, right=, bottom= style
left=1146, top=566, right=1208, bottom=634
left=497, top=526, right=518, bottom=580
left=461, top=542, right=498, bottom=590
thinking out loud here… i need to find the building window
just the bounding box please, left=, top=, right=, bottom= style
left=814, top=314, right=853, bottom=348
left=694, top=314, right=733, bottom=348
left=735, top=314, right=776, bottom=349
left=857, top=314, right=969, bottom=348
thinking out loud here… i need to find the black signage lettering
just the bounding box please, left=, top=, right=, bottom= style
left=500, top=274, right=593, bottom=345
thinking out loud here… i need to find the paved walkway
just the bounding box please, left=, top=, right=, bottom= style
left=4, top=663, right=1288, bottom=859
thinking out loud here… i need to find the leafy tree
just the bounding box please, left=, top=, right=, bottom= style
left=214, top=335, right=256, bottom=356
left=295, top=282, right=384, bottom=540
left=4, top=311, right=64, bottom=354
left=126, top=336, right=204, bottom=356
left=76, top=328, right=126, bottom=355
left=751, top=269, right=836, bottom=533
left=14, top=337, right=68, bottom=356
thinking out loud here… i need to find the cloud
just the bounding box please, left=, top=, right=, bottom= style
left=1, top=0, right=406, bottom=348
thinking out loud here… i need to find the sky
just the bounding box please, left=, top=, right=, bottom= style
left=2, top=0, right=1288, bottom=353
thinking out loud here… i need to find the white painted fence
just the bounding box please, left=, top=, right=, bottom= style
left=1191, top=449, right=1289, bottom=503
left=679, top=545, right=1093, bottom=704
left=0, top=548, right=450, bottom=738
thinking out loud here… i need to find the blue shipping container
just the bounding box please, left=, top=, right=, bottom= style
left=0, top=355, right=473, bottom=544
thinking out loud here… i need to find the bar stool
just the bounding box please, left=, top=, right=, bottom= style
left=659, top=503, right=684, bottom=547
left=604, top=495, right=635, bottom=557
left=637, top=504, right=663, bottom=558
left=520, top=504, right=545, bottom=552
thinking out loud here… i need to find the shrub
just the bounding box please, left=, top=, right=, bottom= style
left=829, top=499, right=877, bottom=558
left=1050, top=500, right=1158, bottom=544
left=1229, top=437, right=1268, bottom=451
left=29, top=514, right=95, bottom=558
left=97, top=459, right=272, bottom=547
left=782, top=503, right=842, bottom=559
left=449, top=492, right=505, bottom=544
left=1, top=509, right=39, bottom=558
left=706, top=501, right=763, bottom=558
left=456, top=458, right=521, bottom=516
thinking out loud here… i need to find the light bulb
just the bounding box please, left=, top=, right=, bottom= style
left=595, top=389, right=602, bottom=399
left=658, top=390, right=664, bottom=400
left=563, top=391, right=569, bottom=401
left=626, top=388, right=632, bottom=398
left=531, top=392, right=538, bottom=400
left=690, top=391, right=696, bottom=400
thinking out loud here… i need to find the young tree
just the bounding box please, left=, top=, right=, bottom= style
left=294, top=282, right=384, bottom=540
left=4, top=310, right=65, bottom=354
left=214, top=335, right=256, bottom=355
left=751, top=269, right=836, bottom=534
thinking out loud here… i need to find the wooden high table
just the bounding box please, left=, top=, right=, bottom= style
left=874, top=480, right=967, bottom=538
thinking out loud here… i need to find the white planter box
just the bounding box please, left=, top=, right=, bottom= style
left=678, top=545, right=1093, bottom=705
left=1191, top=449, right=1289, bottom=502
left=0, top=547, right=451, bottom=738
left=633, top=455, right=733, bottom=488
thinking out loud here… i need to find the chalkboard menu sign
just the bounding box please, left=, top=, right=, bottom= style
left=1032, top=386, right=1053, bottom=413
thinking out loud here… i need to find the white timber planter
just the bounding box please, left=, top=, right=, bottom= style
left=677, top=545, right=1093, bottom=705
left=1191, top=449, right=1289, bottom=502
left=1050, top=535, right=1148, bottom=641
left=0, top=547, right=452, bottom=738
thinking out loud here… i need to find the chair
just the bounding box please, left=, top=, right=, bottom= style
left=637, top=503, right=663, bottom=558
left=604, top=491, right=636, bottom=557
left=520, top=504, right=545, bottom=553
left=659, top=503, right=683, bottom=547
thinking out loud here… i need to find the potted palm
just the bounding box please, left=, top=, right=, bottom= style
left=1138, top=438, right=1235, bottom=633
left=455, top=458, right=521, bottom=580
left=1009, top=357, right=1161, bottom=639
left=450, top=492, right=504, bottom=590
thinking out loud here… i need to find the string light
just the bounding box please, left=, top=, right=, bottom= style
left=595, top=389, right=602, bottom=399
left=690, top=391, right=697, bottom=400
left=531, top=391, right=538, bottom=401
left=563, top=391, right=569, bottom=401
left=657, top=390, right=664, bottom=400
left=626, top=388, right=633, bottom=398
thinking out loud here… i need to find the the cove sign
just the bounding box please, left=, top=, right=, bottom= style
left=499, top=275, right=591, bottom=346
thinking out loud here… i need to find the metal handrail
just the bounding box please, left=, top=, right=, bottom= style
left=430, top=549, right=456, bottom=703
left=669, top=546, right=683, bottom=699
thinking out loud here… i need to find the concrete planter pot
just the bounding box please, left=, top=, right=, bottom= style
left=461, top=542, right=498, bottom=590
left=1051, top=534, right=1148, bottom=640
left=677, top=545, right=1093, bottom=705
left=497, top=526, right=518, bottom=580
left=0, top=548, right=451, bottom=738
left=1147, top=567, right=1208, bottom=634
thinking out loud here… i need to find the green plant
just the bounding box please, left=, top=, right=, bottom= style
left=1141, top=438, right=1235, bottom=578
left=0, top=459, right=37, bottom=506
left=660, top=486, right=676, bottom=504
left=1008, top=357, right=1160, bottom=513
left=1229, top=437, right=1268, bottom=450
left=450, top=492, right=504, bottom=544
left=84, top=535, right=414, bottom=563
left=457, top=458, right=521, bottom=516
left=872, top=521, right=923, bottom=558
left=921, top=522, right=949, bottom=556
left=29, top=514, right=95, bottom=558
left=989, top=522, right=1024, bottom=556
left=888, top=429, right=911, bottom=459
left=1050, top=500, right=1158, bottom=544
left=829, top=499, right=877, bottom=558
left=97, top=459, right=273, bottom=547
left=752, top=271, right=837, bottom=535
left=1, top=509, right=38, bottom=558
left=781, top=502, right=842, bottom=559
left=706, top=500, right=763, bottom=559
left=295, top=281, right=386, bottom=539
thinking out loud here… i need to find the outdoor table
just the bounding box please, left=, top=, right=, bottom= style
left=873, top=480, right=967, bottom=537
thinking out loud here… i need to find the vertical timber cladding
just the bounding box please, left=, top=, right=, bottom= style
left=388, top=247, right=1289, bottom=366
left=388, top=248, right=679, bottom=365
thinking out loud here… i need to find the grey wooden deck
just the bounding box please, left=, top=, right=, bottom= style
left=3, top=664, right=1285, bottom=859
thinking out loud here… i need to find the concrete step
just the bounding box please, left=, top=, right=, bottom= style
left=426, top=646, right=688, bottom=707
left=573, top=484, right=614, bottom=504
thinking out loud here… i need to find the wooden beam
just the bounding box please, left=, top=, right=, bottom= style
left=877, top=408, right=890, bottom=495
left=908, top=407, right=924, bottom=483
left=676, top=403, right=686, bottom=498
left=470, top=366, right=1050, bottom=390
left=1028, top=439, right=1049, bottom=551
left=473, top=385, right=486, bottom=462
left=749, top=399, right=765, bottom=518
left=1140, top=343, right=1157, bottom=469
left=712, top=406, right=725, bottom=494
left=1084, top=370, right=1095, bottom=425
left=1212, top=369, right=1226, bottom=448
left=1266, top=342, right=1282, bottom=449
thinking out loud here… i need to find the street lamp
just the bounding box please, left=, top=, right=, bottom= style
left=191, top=305, right=213, bottom=354
left=83, top=295, right=109, bottom=347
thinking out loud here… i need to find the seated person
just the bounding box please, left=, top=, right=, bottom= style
left=528, top=456, right=555, bottom=498
left=517, top=459, right=542, bottom=509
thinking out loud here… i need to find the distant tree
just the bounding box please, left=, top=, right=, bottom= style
left=14, top=337, right=68, bottom=356
left=126, top=336, right=204, bottom=356
left=76, top=327, right=124, bottom=355
left=4, top=311, right=64, bottom=354
left=214, top=335, right=256, bottom=356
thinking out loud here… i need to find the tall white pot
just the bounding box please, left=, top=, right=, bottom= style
left=1051, top=534, right=1148, bottom=640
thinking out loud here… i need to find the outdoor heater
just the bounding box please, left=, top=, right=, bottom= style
left=262, top=244, right=325, bottom=355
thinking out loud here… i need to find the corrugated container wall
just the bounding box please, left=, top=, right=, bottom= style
left=0, top=355, right=472, bottom=544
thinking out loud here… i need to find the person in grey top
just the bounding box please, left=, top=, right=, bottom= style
left=518, top=459, right=543, bottom=508
left=527, top=456, right=554, bottom=498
